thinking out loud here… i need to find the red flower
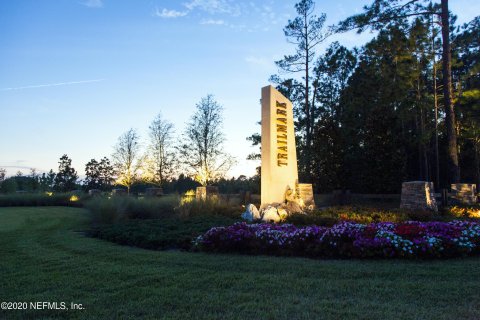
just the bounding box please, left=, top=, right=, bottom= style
left=395, top=224, right=425, bottom=238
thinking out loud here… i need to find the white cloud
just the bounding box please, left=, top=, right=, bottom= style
left=200, top=19, right=225, bottom=25
left=245, top=55, right=270, bottom=67
left=154, top=8, right=188, bottom=18
left=184, top=0, right=240, bottom=16
left=81, top=0, right=103, bottom=8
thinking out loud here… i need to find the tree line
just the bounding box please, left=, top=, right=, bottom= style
left=0, top=95, right=257, bottom=194
left=251, top=0, right=480, bottom=193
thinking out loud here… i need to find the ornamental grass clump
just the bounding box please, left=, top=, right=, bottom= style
left=195, top=220, right=480, bottom=259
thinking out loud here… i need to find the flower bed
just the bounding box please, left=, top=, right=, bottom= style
left=195, top=221, right=480, bottom=259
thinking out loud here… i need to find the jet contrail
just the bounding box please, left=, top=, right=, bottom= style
left=0, top=79, right=105, bottom=91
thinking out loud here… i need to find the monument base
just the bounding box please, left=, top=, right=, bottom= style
left=297, top=183, right=315, bottom=208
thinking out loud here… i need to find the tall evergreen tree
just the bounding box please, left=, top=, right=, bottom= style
left=336, top=0, right=461, bottom=184
left=54, top=155, right=78, bottom=192
left=312, top=42, right=356, bottom=191
left=272, top=0, right=329, bottom=180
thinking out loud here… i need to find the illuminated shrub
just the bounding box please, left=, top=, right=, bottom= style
left=448, top=206, right=480, bottom=219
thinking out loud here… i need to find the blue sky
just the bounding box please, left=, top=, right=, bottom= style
left=1, top=0, right=479, bottom=179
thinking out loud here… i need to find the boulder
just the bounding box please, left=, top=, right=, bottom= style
left=277, top=208, right=289, bottom=220
left=241, top=204, right=260, bottom=221
left=284, top=201, right=303, bottom=214
left=261, top=206, right=281, bottom=222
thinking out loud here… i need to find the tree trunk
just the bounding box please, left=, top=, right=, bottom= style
left=441, top=0, right=460, bottom=183
left=304, top=11, right=312, bottom=181
left=432, top=17, right=441, bottom=190
left=475, top=142, right=480, bottom=190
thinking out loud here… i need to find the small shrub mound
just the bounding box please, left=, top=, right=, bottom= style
left=89, top=215, right=238, bottom=250
left=195, top=220, right=480, bottom=259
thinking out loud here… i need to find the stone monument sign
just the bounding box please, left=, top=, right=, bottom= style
left=261, top=85, right=299, bottom=208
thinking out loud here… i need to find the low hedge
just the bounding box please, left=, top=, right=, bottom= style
left=0, top=193, right=84, bottom=207
left=88, top=215, right=239, bottom=250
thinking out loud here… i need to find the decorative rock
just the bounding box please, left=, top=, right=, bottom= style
left=241, top=204, right=261, bottom=221
left=284, top=201, right=303, bottom=214
left=261, top=206, right=282, bottom=222
left=277, top=208, right=289, bottom=220
left=283, top=186, right=304, bottom=213
left=400, top=181, right=437, bottom=212
left=285, top=187, right=296, bottom=202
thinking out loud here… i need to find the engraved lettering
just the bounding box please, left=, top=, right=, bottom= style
left=277, top=160, right=288, bottom=166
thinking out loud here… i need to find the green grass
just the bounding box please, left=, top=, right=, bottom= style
left=1, top=207, right=480, bottom=319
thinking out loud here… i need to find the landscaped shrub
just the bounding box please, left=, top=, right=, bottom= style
left=89, top=215, right=239, bottom=250
left=0, top=193, right=84, bottom=207
left=86, top=195, right=179, bottom=224
left=195, top=220, right=480, bottom=259
left=175, top=197, right=243, bottom=219
left=284, top=206, right=438, bottom=226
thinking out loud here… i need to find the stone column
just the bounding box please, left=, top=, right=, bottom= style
left=260, top=85, right=299, bottom=208
left=196, top=186, right=219, bottom=201
left=400, top=181, right=437, bottom=212
left=451, top=183, right=477, bottom=205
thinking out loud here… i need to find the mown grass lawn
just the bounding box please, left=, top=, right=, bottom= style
left=1, top=207, right=480, bottom=319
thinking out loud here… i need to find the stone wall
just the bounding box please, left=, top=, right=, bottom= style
left=400, top=181, right=437, bottom=212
